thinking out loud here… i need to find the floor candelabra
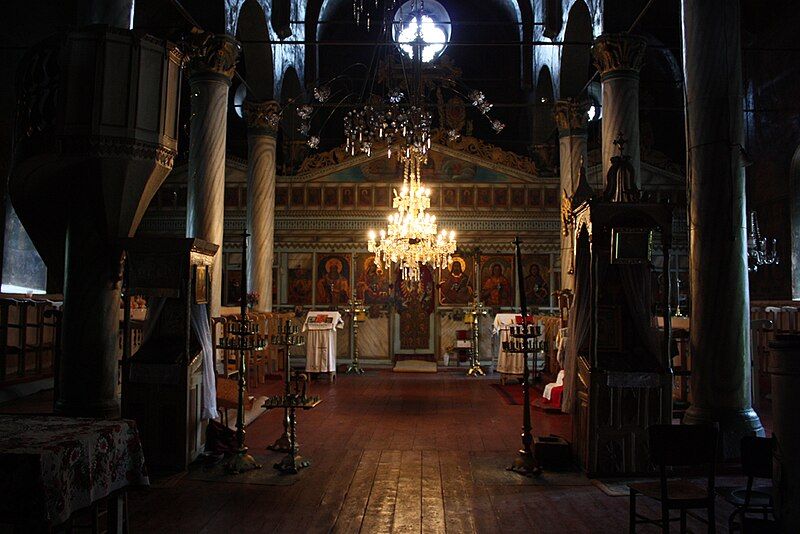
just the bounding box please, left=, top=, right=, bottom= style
left=505, top=236, right=542, bottom=477
left=466, top=298, right=489, bottom=376
left=344, top=293, right=367, bottom=374
left=264, top=319, right=320, bottom=474
left=267, top=320, right=305, bottom=453
left=225, top=231, right=264, bottom=474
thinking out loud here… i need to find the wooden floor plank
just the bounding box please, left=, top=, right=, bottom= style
left=392, top=450, right=423, bottom=534
left=420, top=450, right=445, bottom=534
left=438, top=450, right=478, bottom=534
left=331, top=449, right=382, bottom=533
left=359, top=449, right=403, bottom=533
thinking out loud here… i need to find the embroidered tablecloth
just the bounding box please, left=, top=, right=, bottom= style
left=303, top=311, right=344, bottom=373
left=0, top=415, right=149, bottom=526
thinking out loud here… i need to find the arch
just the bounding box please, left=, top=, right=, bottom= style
left=791, top=145, right=800, bottom=299
left=533, top=65, right=556, bottom=144
left=279, top=66, right=306, bottom=173
left=237, top=0, right=274, bottom=100
left=559, top=0, right=592, bottom=98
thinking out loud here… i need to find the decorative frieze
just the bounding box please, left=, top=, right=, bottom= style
left=592, top=34, right=647, bottom=78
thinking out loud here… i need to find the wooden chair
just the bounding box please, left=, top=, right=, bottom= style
left=629, top=424, right=718, bottom=533
left=728, top=436, right=775, bottom=532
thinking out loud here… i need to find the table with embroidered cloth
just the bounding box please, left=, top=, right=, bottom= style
left=0, top=415, right=148, bottom=530
left=303, top=311, right=344, bottom=381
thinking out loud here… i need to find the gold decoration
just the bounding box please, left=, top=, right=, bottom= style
left=432, top=130, right=539, bottom=176
left=592, top=33, right=646, bottom=77
left=297, top=131, right=539, bottom=179
left=243, top=100, right=281, bottom=135
left=553, top=99, right=590, bottom=134
left=185, top=30, right=240, bottom=81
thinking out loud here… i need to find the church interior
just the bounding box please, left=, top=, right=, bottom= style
left=0, top=0, right=799, bottom=532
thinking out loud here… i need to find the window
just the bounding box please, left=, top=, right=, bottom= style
left=393, top=0, right=451, bottom=63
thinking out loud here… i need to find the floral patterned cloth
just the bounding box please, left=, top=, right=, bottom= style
left=0, top=415, right=149, bottom=526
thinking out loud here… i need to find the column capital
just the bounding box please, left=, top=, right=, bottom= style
left=242, top=99, right=281, bottom=136
left=592, top=33, right=646, bottom=78
left=553, top=99, right=589, bottom=136
left=185, top=31, right=240, bottom=84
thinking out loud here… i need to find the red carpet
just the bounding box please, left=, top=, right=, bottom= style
left=490, top=383, right=563, bottom=411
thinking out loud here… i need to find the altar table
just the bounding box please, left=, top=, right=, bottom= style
left=0, top=415, right=148, bottom=528
left=303, top=311, right=344, bottom=378
left=493, top=313, right=559, bottom=382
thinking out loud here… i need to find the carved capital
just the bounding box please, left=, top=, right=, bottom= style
left=185, top=31, right=240, bottom=82
left=592, top=33, right=646, bottom=78
left=242, top=99, right=281, bottom=135
left=553, top=99, right=589, bottom=135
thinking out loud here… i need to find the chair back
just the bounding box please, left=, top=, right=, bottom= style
left=649, top=424, right=718, bottom=502
left=741, top=436, right=773, bottom=479
left=649, top=424, right=718, bottom=467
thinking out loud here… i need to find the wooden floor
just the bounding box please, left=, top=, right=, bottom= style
left=120, top=370, right=739, bottom=533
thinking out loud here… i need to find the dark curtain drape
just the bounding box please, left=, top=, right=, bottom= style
left=562, top=229, right=592, bottom=414
left=618, top=264, right=662, bottom=366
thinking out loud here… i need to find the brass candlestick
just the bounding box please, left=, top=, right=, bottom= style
left=466, top=297, right=489, bottom=376
left=506, top=236, right=542, bottom=477
left=267, top=320, right=305, bottom=453
left=264, top=319, right=316, bottom=474
left=225, top=231, right=263, bottom=474
left=344, top=292, right=367, bottom=374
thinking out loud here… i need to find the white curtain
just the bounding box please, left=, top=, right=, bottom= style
left=190, top=304, right=217, bottom=419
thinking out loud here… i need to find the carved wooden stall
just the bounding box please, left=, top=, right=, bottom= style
left=569, top=144, right=674, bottom=477
left=121, top=238, right=217, bottom=471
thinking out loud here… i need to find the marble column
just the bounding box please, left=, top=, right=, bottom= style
left=243, top=100, right=279, bottom=312
left=553, top=99, right=589, bottom=291
left=681, top=0, right=763, bottom=452
left=186, top=34, right=239, bottom=317
left=592, top=34, right=646, bottom=185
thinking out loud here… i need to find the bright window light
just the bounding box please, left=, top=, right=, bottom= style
left=393, top=0, right=451, bottom=63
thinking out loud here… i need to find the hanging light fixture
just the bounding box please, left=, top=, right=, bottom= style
left=747, top=210, right=779, bottom=271
left=367, top=151, right=456, bottom=281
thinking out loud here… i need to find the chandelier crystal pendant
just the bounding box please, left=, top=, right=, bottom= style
left=747, top=210, right=779, bottom=271
left=368, top=152, right=456, bottom=281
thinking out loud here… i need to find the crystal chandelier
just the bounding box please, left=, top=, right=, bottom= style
left=747, top=210, right=779, bottom=271
left=302, top=0, right=504, bottom=156
left=368, top=152, right=456, bottom=281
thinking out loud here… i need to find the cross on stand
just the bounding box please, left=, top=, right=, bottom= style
left=343, top=291, right=368, bottom=374
left=466, top=297, right=489, bottom=376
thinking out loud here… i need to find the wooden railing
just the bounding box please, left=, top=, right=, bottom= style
left=0, top=297, right=62, bottom=387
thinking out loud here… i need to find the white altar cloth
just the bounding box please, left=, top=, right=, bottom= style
left=303, top=311, right=344, bottom=373
left=493, top=313, right=544, bottom=375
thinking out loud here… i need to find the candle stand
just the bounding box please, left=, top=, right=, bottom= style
left=466, top=298, right=489, bottom=376
left=225, top=231, right=264, bottom=474
left=264, top=320, right=320, bottom=474
left=344, top=294, right=368, bottom=374
left=506, top=236, right=542, bottom=477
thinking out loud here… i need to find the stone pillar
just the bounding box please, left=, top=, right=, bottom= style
left=185, top=34, right=239, bottom=317
left=592, top=34, right=646, bottom=185
left=57, top=204, right=124, bottom=417
left=681, top=0, right=763, bottom=452
left=553, top=99, right=589, bottom=291
left=243, top=100, right=279, bottom=312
